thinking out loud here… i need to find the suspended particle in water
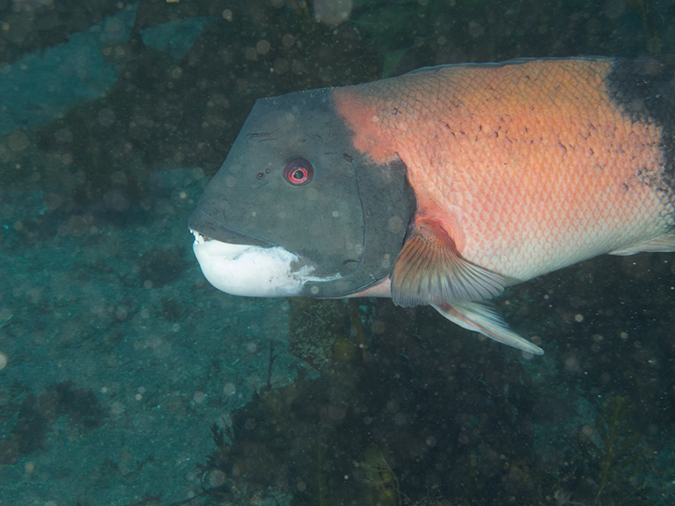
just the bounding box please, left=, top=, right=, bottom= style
left=313, top=0, right=352, bottom=26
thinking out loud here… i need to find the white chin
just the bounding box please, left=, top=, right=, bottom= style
left=191, top=231, right=338, bottom=297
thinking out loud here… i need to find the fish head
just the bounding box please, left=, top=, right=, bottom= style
left=188, top=88, right=415, bottom=298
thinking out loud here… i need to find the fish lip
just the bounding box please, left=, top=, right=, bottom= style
left=191, top=229, right=217, bottom=245
left=191, top=229, right=208, bottom=244
left=188, top=207, right=275, bottom=249
left=190, top=229, right=343, bottom=297
left=190, top=229, right=259, bottom=260
left=191, top=229, right=256, bottom=259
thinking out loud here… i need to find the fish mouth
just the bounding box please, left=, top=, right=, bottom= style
left=188, top=207, right=273, bottom=248
left=190, top=230, right=341, bottom=297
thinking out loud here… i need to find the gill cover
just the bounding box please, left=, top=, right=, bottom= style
left=188, top=88, right=416, bottom=297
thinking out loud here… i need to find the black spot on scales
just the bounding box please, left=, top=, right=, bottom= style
left=606, top=57, right=675, bottom=226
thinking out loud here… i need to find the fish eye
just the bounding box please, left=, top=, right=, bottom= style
left=283, top=158, right=313, bottom=186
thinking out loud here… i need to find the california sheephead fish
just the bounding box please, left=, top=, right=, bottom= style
left=189, top=57, right=675, bottom=356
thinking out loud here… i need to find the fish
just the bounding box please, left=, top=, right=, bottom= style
left=188, top=57, right=675, bottom=356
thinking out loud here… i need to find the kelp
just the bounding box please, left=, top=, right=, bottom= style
left=578, top=396, right=649, bottom=505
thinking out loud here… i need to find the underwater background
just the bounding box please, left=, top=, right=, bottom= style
left=1, top=0, right=675, bottom=505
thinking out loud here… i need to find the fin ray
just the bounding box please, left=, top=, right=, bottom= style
left=609, top=234, right=675, bottom=256
left=391, top=219, right=504, bottom=307
left=433, top=301, right=544, bottom=355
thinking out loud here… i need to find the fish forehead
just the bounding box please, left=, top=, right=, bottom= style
left=333, top=57, right=675, bottom=282
left=191, top=88, right=365, bottom=278
left=190, top=86, right=416, bottom=296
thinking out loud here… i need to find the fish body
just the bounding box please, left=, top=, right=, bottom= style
left=189, top=57, right=675, bottom=355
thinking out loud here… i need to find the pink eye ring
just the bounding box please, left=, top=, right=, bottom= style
left=283, top=158, right=313, bottom=185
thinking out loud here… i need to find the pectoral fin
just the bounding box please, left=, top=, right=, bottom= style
left=391, top=219, right=504, bottom=307
left=609, top=234, right=675, bottom=255
left=433, top=301, right=544, bottom=355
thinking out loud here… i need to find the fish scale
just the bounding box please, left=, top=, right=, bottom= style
left=333, top=58, right=673, bottom=283
left=190, top=57, right=675, bottom=355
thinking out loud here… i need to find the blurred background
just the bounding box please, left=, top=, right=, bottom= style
left=1, top=1, right=675, bottom=505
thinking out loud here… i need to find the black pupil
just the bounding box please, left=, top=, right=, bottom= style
left=292, top=169, right=304, bottom=180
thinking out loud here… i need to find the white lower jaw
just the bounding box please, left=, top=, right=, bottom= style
left=191, top=231, right=340, bottom=297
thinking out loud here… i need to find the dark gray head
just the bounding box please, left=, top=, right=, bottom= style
left=188, top=87, right=415, bottom=298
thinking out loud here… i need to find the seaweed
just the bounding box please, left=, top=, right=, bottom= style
left=578, top=396, right=649, bottom=506
left=169, top=422, right=239, bottom=505
left=362, top=445, right=401, bottom=506
left=197, top=423, right=236, bottom=495
left=186, top=299, right=671, bottom=506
